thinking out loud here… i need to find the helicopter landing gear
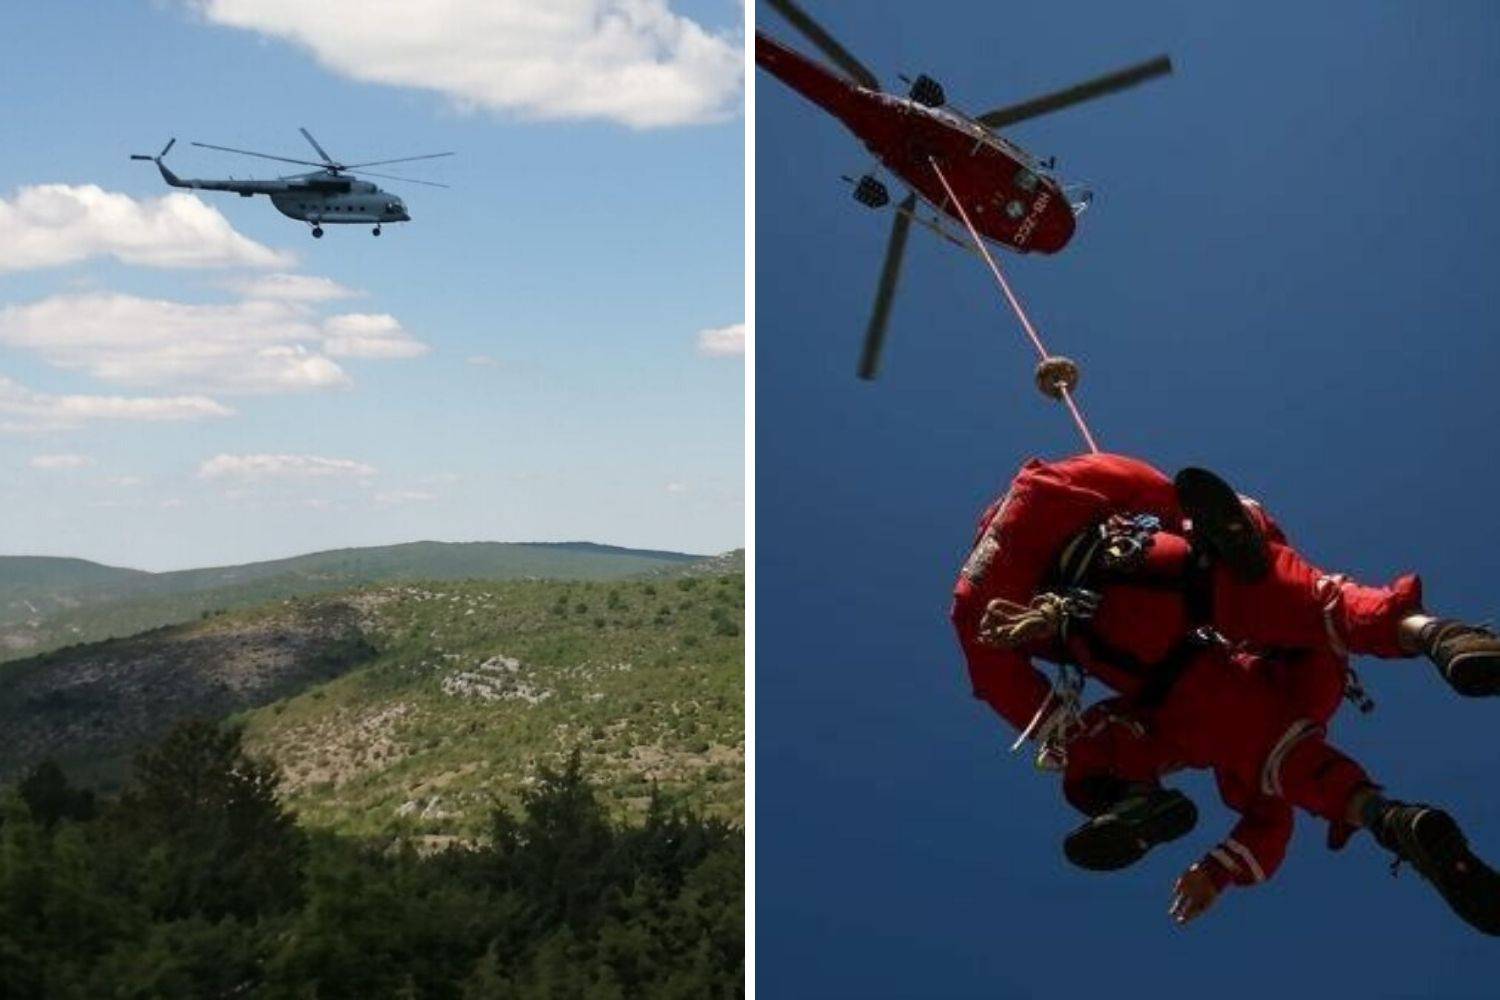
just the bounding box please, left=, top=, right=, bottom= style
left=850, top=174, right=890, bottom=208
left=311, top=225, right=324, bottom=239
left=907, top=74, right=946, bottom=108
left=372, top=226, right=381, bottom=237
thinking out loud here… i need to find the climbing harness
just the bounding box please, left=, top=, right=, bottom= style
left=997, top=511, right=1230, bottom=768
left=928, top=156, right=1101, bottom=454
left=1057, top=513, right=1163, bottom=584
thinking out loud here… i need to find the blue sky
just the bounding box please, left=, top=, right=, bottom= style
left=757, top=1, right=1500, bottom=997
left=0, top=1, right=744, bottom=570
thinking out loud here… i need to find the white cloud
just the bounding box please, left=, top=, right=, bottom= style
left=466, top=354, right=502, bottom=367
left=184, top=0, right=742, bottom=128
left=665, top=481, right=688, bottom=493
left=0, top=375, right=233, bottom=434
left=106, top=475, right=146, bottom=487
left=0, top=295, right=343, bottom=393
left=321, top=313, right=429, bottom=359
left=0, top=184, right=292, bottom=272
left=198, top=453, right=377, bottom=481
left=0, top=294, right=426, bottom=394
left=29, top=453, right=95, bottom=470
left=695, top=322, right=744, bottom=358
left=227, top=272, right=358, bottom=302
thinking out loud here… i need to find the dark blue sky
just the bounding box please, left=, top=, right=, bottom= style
left=756, top=2, right=1500, bottom=996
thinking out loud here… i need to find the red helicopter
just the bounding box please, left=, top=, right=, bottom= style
left=758, top=0, right=1172, bottom=377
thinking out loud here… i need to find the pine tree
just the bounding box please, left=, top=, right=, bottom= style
left=17, top=760, right=95, bottom=828
left=110, top=719, right=306, bottom=921
left=461, top=941, right=517, bottom=998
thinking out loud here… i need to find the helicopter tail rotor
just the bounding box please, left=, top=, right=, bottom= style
left=130, top=137, right=176, bottom=162
left=130, top=139, right=186, bottom=187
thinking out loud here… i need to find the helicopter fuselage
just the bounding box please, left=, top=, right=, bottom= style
left=148, top=161, right=410, bottom=225
left=268, top=186, right=410, bottom=226
left=756, top=31, right=1075, bottom=254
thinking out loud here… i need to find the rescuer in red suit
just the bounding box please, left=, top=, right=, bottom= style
left=950, top=452, right=1500, bottom=933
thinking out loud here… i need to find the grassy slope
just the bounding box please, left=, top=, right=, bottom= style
left=240, top=574, right=744, bottom=839
left=0, top=572, right=745, bottom=839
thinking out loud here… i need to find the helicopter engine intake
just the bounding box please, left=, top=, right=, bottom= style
left=908, top=74, right=946, bottom=108
left=852, top=174, right=890, bottom=208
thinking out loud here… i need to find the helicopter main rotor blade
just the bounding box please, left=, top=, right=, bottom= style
left=191, top=142, right=329, bottom=170
left=858, top=193, right=916, bottom=381
left=976, top=54, right=1172, bottom=130
left=765, top=0, right=881, bottom=91
left=299, top=127, right=337, bottom=166
left=341, top=152, right=456, bottom=170
left=349, top=169, right=450, bottom=189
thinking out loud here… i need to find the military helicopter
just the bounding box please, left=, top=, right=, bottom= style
left=758, top=0, right=1171, bottom=377
left=131, top=128, right=452, bottom=238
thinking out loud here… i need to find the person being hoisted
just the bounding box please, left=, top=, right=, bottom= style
left=951, top=450, right=1500, bottom=932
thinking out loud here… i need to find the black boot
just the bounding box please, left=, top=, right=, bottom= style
left=1174, top=467, right=1270, bottom=583
left=1372, top=802, right=1500, bottom=935
left=1419, top=619, right=1500, bottom=697
left=1063, top=786, right=1198, bottom=872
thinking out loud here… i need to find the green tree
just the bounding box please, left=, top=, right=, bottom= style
left=109, top=719, right=305, bottom=921
left=83, top=915, right=265, bottom=999
left=491, top=750, right=616, bottom=930
left=17, top=760, right=96, bottom=829
left=0, top=704, right=745, bottom=997
left=461, top=941, right=517, bottom=998
left=0, top=796, right=49, bottom=996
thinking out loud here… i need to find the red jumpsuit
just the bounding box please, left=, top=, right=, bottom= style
left=951, top=453, right=1424, bottom=890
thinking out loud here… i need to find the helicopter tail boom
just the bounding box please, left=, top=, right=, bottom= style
left=756, top=30, right=874, bottom=121
left=151, top=159, right=188, bottom=188
left=130, top=138, right=188, bottom=187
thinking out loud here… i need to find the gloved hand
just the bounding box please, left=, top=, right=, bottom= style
left=1169, top=864, right=1221, bottom=926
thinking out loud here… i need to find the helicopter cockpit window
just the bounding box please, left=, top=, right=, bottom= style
left=1014, top=168, right=1039, bottom=192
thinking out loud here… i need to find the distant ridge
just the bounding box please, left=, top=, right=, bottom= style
left=0, top=540, right=729, bottom=662
left=519, top=541, right=705, bottom=562
left=0, top=556, right=151, bottom=588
